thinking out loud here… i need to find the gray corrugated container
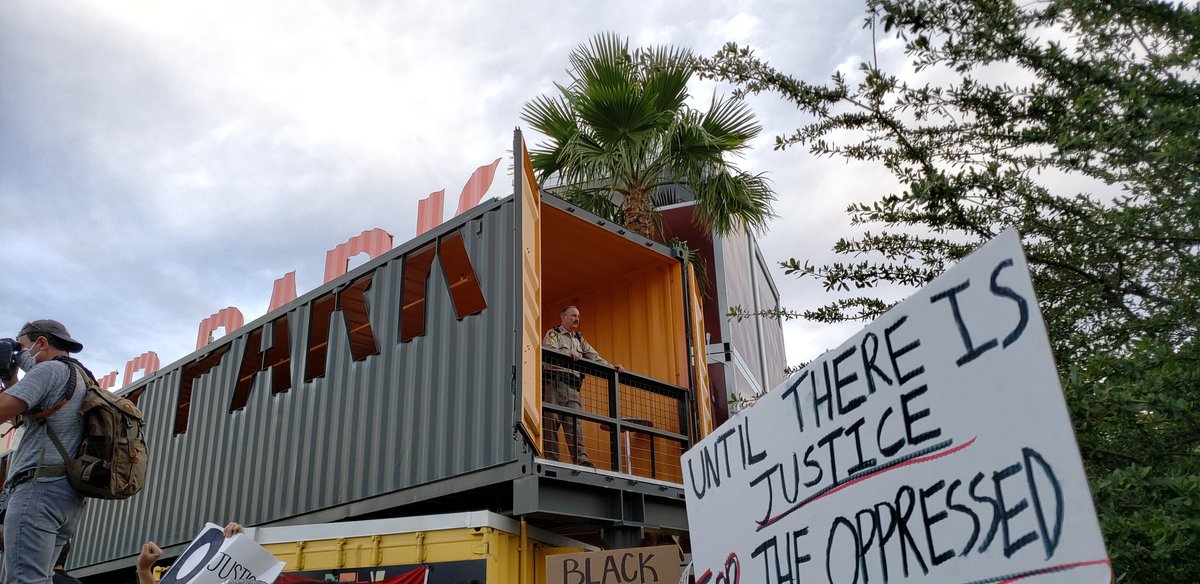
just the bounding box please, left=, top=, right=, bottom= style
left=49, top=132, right=707, bottom=581
left=69, top=195, right=532, bottom=576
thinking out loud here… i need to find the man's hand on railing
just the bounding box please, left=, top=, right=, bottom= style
left=615, top=364, right=624, bottom=372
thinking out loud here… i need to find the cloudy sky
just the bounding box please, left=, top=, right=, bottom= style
left=2, top=0, right=907, bottom=386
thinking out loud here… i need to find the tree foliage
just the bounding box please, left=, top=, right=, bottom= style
left=698, top=0, right=1200, bottom=580
left=522, top=32, right=776, bottom=242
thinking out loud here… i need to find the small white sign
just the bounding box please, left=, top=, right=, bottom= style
left=683, top=230, right=1109, bottom=583
left=159, top=523, right=285, bottom=584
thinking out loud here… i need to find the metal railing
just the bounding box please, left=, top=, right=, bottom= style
left=541, top=348, right=691, bottom=482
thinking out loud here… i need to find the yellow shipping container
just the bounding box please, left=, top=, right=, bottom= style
left=247, top=511, right=594, bottom=584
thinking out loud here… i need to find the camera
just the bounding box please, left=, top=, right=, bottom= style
left=0, top=337, right=21, bottom=376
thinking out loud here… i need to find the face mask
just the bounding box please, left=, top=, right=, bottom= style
left=18, top=343, right=41, bottom=372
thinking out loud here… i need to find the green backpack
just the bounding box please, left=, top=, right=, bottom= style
left=36, top=356, right=149, bottom=499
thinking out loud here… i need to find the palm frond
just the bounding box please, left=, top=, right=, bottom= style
left=691, top=170, right=777, bottom=236
left=570, top=84, right=659, bottom=146
left=700, top=95, right=762, bottom=152
left=638, top=46, right=693, bottom=123
left=570, top=32, right=634, bottom=91
left=520, top=93, right=576, bottom=141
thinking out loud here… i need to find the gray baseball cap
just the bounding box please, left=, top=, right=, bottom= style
left=18, top=319, right=83, bottom=353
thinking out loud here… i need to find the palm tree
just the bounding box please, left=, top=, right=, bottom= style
left=521, top=33, right=776, bottom=242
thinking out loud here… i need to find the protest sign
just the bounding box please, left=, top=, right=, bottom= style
left=160, top=523, right=285, bottom=584
left=546, top=545, right=682, bottom=584
left=683, top=230, right=1110, bottom=583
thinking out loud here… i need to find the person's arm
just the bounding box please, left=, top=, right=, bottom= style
left=137, top=542, right=162, bottom=584
left=1, top=361, right=69, bottom=423
left=0, top=393, right=28, bottom=424
left=580, top=339, right=622, bottom=371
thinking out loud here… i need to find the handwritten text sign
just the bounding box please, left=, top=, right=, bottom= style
left=546, top=545, right=682, bottom=584
left=683, top=230, right=1109, bottom=583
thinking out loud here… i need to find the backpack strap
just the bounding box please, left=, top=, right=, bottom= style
left=26, top=357, right=78, bottom=422
left=39, top=362, right=94, bottom=479
left=55, top=355, right=98, bottom=385
left=43, top=422, right=73, bottom=472
left=37, top=359, right=87, bottom=479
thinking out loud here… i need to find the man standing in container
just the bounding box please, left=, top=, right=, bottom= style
left=0, top=320, right=88, bottom=584
left=542, top=305, right=622, bottom=468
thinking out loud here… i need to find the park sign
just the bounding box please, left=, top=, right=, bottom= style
left=682, top=230, right=1110, bottom=583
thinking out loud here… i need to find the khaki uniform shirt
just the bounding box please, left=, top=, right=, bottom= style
left=542, top=327, right=611, bottom=373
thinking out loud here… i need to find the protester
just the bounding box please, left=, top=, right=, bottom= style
left=136, top=522, right=245, bottom=584
left=0, top=320, right=89, bottom=584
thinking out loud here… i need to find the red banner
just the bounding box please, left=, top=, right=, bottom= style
left=276, top=567, right=426, bottom=584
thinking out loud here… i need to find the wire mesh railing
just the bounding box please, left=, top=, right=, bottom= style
left=541, top=348, right=691, bottom=482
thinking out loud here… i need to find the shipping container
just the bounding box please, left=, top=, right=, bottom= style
left=659, top=203, right=790, bottom=423
left=62, top=132, right=710, bottom=581
left=246, top=511, right=593, bottom=584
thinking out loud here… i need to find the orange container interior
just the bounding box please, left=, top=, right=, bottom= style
left=538, top=204, right=694, bottom=480
left=540, top=205, right=688, bottom=387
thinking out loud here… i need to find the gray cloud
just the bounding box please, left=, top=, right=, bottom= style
left=2, top=0, right=878, bottom=384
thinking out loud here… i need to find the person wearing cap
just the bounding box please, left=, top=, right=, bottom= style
left=0, top=320, right=88, bottom=584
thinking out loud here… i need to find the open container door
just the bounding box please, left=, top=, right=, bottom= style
left=515, top=129, right=544, bottom=454
left=687, top=264, right=715, bottom=438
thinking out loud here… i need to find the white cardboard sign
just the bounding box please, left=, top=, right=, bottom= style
left=159, top=523, right=285, bottom=584
left=683, top=230, right=1109, bottom=583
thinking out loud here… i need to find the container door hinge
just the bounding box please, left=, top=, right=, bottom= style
left=294, top=541, right=306, bottom=571
left=336, top=538, right=347, bottom=568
